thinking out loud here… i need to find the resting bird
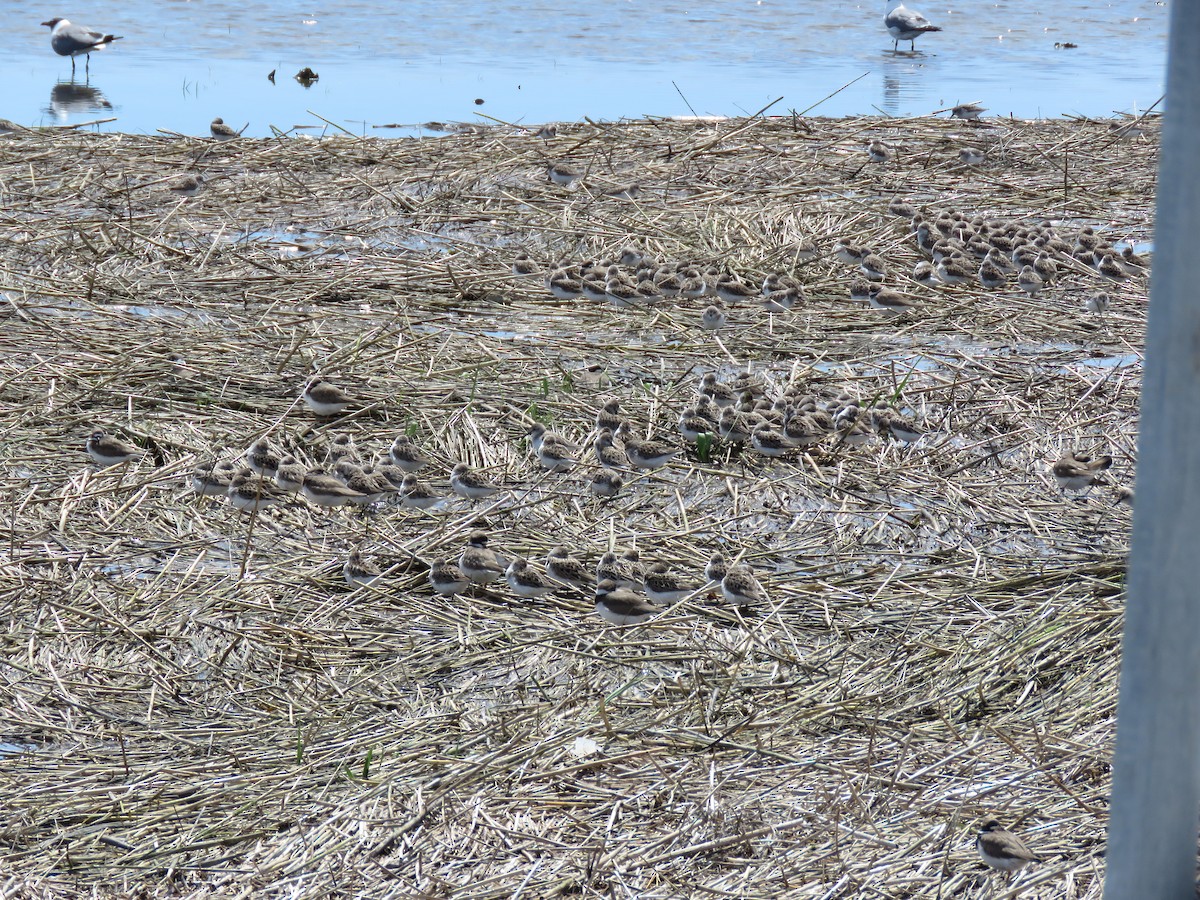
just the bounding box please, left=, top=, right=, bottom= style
left=42, top=18, right=123, bottom=75
left=884, top=1, right=941, bottom=52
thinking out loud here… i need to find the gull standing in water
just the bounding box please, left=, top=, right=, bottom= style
left=884, top=1, right=941, bottom=52
left=41, top=18, right=123, bottom=75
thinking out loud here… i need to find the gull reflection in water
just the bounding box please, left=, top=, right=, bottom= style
left=47, top=80, right=114, bottom=121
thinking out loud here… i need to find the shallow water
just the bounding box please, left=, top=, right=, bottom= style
left=1, top=1, right=1167, bottom=135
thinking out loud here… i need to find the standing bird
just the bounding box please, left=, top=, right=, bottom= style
left=86, top=429, right=142, bottom=467
left=975, top=820, right=1043, bottom=874
left=302, top=378, right=352, bottom=416
left=42, top=18, right=123, bottom=75
left=210, top=117, right=240, bottom=140
left=884, top=1, right=941, bottom=52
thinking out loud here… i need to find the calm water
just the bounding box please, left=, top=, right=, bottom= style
left=0, top=1, right=1167, bottom=136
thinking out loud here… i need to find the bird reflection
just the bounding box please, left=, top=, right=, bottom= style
left=47, top=80, right=114, bottom=121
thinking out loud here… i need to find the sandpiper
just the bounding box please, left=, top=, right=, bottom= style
left=714, top=275, right=760, bottom=305
left=530, top=423, right=579, bottom=472
left=867, top=140, right=893, bottom=163
left=450, top=463, right=500, bottom=500
left=597, top=550, right=642, bottom=591
left=750, top=423, right=791, bottom=457
left=722, top=565, right=768, bottom=609
left=593, top=398, right=622, bottom=433
left=590, top=470, right=624, bottom=498
left=1084, top=292, right=1111, bottom=315
left=428, top=559, right=471, bottom=596
left=511, top=253, right=538, bottom=278
left=1016, top=265, right=1044, bottom=296
left=617, top=423, right=680, bottom=470
left=546, top=546, right=593, bottom=589
left=274, top=455, right=306, bottom=493
left=399, top=473, right=442, bottom=510
left=459, top=530, right=506, bottom=584
left=86, top=429, right=142, bottom=467
left=300, top=470, right=365, bottom=507
left=389, top=435, right=430, bottom=472
left=191, top=459, right=236, bottom=496
left=167, top=174, right=205, bottom=198
left=951, top=102, right=986, bottom=120
left=884, top=1, right=941, bottom=52
left=246, top=438, right=282, bottom=479
left=547, top=162, right=581, bottom=186
left=1052, top=451, right=1112, bottom=492
left=976, top=820, right=1043, bottom=874
left=593, top=429, right=628, bottom=471
left=303, top=378, right=352, bottom=416
left=868, top=287, right=918, bottom=315
left=859, top=253, right=888, bottom=282
left=705, top=552, right=728, bottom=583
left=1097, top=252, right=1128, bottom=282
left=699, top=373, right=736, bottom=408
left=978, top=260, right=1007, bottom=290
left=547, top=270, right=583, bottom=300
left=935, top=256, right=973, bottom=285
left=506, top=557, right=556, bottom=599
left=959, top=147, right=986, bottom=166
left=344, top=549, right=383, bottom=587
left=643, top=562, right=692, bottom=604
left=594, top=579, right=659, bottom=625
left=227, top=469, right=288, bottom=513
left=210, top=117, right=240, bottom=140
left=701, top=305, right=727, bottom=331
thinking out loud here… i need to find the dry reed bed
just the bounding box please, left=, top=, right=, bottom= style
left=0, top=114, right=1150, bottom=897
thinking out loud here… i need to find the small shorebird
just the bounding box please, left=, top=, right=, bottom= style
left=459, top=530, right=506, bottom=584
left=701, top=304, right=727, bottom=331
left=389, top=435, right=430, bottom=472
left=590, top=470, right=624, bottom=498
left=429, top=559, right=471, bottom=596
left=245, top=438, right=281, bottom=479
left=450, top=463, right=500, bottom=500
left=593, top=429, right=628, bottom=471
left=511, top=253, right=538, bottom=278
left=1017, top=265, right=1044, bottom=296
left=958, top=147, right=987, bottom=166
left=1085, top=292, right=1111, bottom=315
left=1052, top=451, right=1112, bottom=493
left=951, top=102, right=986, bottom=121
left=868, top=287, right=917, bottom=315
left=167, top=174, right=205, bottom=198
left=866, top=139, right=893, bottom=163
left=274, top=455, right=306, bottom=493
left=86, top=429, right=142, bottom=467
left=227, top=469, right=288, bottom=513
left=859, top=253, right=888, bottom=282
left=210, top=117, right=240, bottom=140
left=529, top=423, right=579, bottom=472
left=596, top=550, right=642, bottom=591
left=617, top=423, right=680, bottom=470
left=976, top=820, right=1043, bottom=874
left=722, top=565, right=768, bottom=609
left=191, top=459, right=236, bottom=496
left=643, top=563, right=692, bottom=604
left=546, top=547, right=592, bottom=590
left=303, top=378, right=352, bottom=416
left=344, top=549, right=383, bottom=587
left=42, top=17, right=122, bottom=74
left=594, top=579, right=658, bottom=625
left=300, top=470, right=365, bottom=507
left=399, top=473, right=442, bottom=510
left=506, top=557, right=556, bottom=599
left=547, top=162, right=581, bottom=186
left=705, top=552, right=728, bottom=584
left=884, top=1, right=942, bottom=52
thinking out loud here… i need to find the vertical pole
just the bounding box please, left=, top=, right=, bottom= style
left=1104, top=4, right=1200, bottom=898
